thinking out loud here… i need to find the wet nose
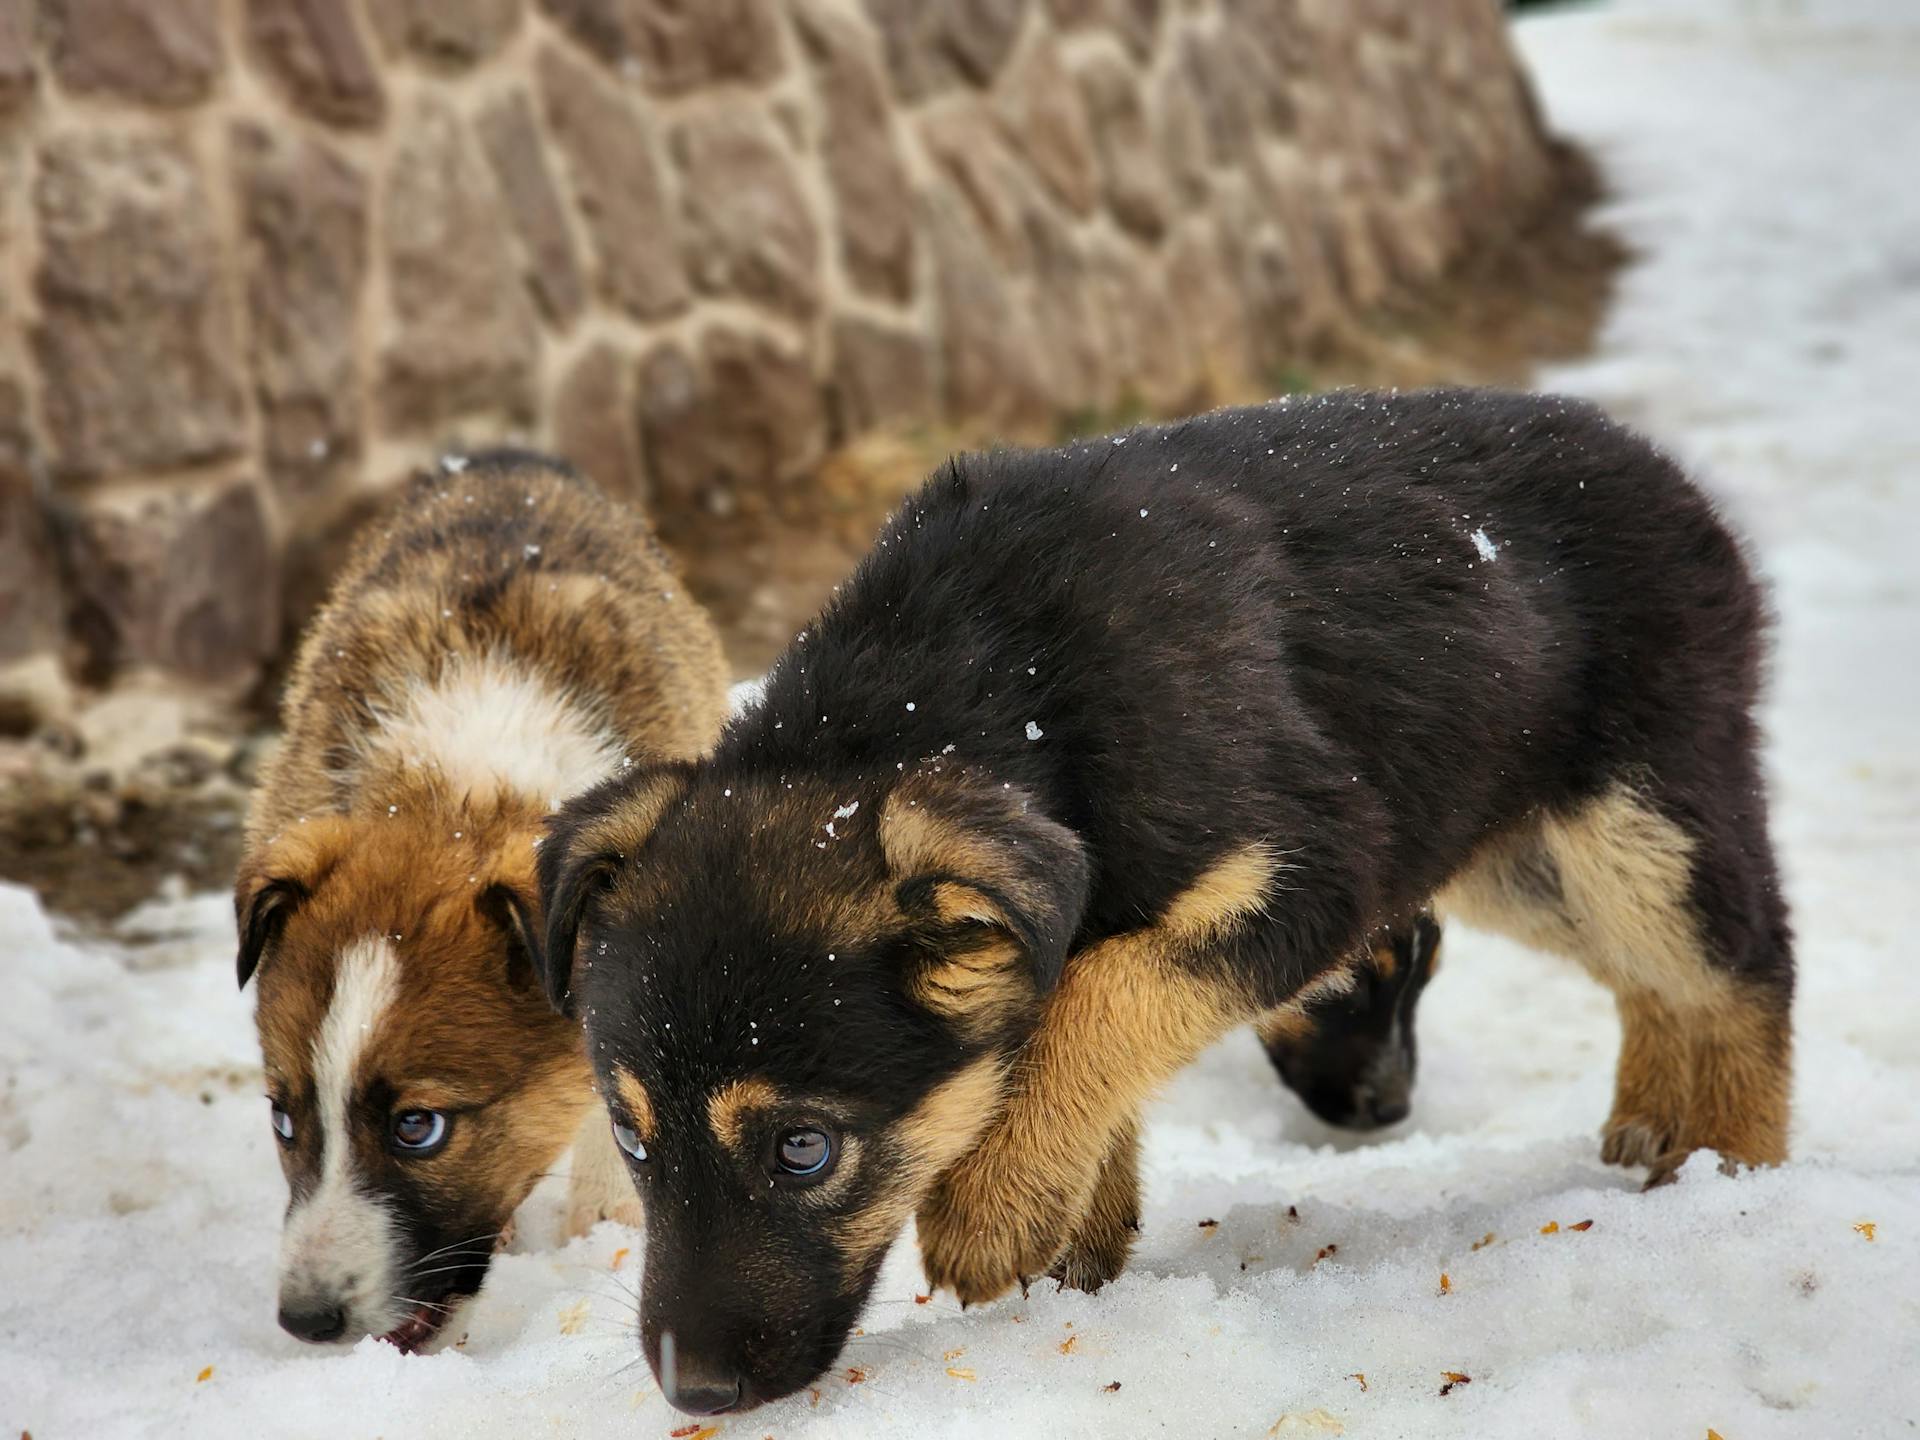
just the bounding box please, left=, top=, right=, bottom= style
left=668, top=1374, right=743, bottom=1415
left=1366, top=1092, right=1411, bottom=1126
left=278, top=1300, right=348, bottom=1343
left=659, top=1334, right=746, bottom=1415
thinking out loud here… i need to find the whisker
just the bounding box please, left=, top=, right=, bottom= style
left=392, top=1296, right=453, bottom=1314
left=410, top=1231, right=504, bottom=1265
left=402, top=1264, right=492, bottom=1283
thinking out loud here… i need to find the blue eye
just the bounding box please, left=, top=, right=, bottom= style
left=776, top=1128, right=832, bottom=1178
left=391, top=1110, right=449, bottom=1154
left=612, top=1119, right=647, bottom=1162
left=270, top=1102, right=293, bottom=1143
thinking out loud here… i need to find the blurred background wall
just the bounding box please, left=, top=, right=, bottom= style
left=0, top=0, right=1567, bottom=714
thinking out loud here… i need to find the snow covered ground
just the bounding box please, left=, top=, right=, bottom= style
left=6, top=2, right=1918, bottom=1435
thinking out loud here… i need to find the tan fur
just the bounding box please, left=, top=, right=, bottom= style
left=1438, top=783, right=1790, bottom=1179
left=878, top=780, right=1077, bottom=937
left=246, top=466, right=726, bottom=847
left=909, top=932, right=1032, bottom=1035
left=1047, top=1113, right=1142, bottom=1293
left=242, top=458, right=728, bottom=1305
left=707, top=1077, right=779, bottom=1151
left=612, top=1068, right=658, bottom=1142
left=1371, top=937, right=1399, bottom=981
left=1160, top=842, right=1277, bottom=942
left=833, top=1056, right=1010, bottom=1274
left=555, top=771, right=689, bottom=898
left=917, top=846, right=1278, bottom=1304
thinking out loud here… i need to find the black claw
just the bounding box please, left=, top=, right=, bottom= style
left=1018, top=1275, right=1032, bottom=1299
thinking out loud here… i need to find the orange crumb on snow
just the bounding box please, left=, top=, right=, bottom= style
left=946, top=1367, right=977, bottom=1381
left=1540, top=1221, right=1560, bottom=1235
left=1347, top=1373, right=1368, bottom=1392
left=195, top=1366, right=214, bottom=1384
left=1439, top=1272, right=1452, bottom=1295
left=610, top=1247, right=629, bottom=1269
left=1570, top=1220, right=1594, bottom=1232
left=1471, top=1233, right=1495, bottom=1251
left=1854, top=1221, right=1877, bottom=1241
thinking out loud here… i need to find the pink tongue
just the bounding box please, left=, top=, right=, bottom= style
left=381, top=1304, right=442, bottom=1354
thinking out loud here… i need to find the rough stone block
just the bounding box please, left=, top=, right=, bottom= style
left=34, top=132, right=247, bottom=477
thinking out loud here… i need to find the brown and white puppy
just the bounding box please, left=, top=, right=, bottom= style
left=235, top=451, right=727, bottom=1352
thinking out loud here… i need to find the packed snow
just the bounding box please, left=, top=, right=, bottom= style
left=5, top=2, right=1918, bottom=1435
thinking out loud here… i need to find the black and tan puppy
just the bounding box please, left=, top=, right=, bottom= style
left=536, top=389, right=1793, bottom=1414
left=1262, top=911, right=1443, bottom=1129
left=236, top=451, right=727, bottom=1351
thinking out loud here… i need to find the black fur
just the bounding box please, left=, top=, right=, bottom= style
left=544, top=388, right=1791, bottom=1410
left=1268, top=912, right=1442, bottom=1129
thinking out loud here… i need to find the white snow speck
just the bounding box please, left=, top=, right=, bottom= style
left=439, top=453, right=468, bottom=474
left=1025, top=720, right=1045, bottom=741
left=1470, top=527, right=1499, bottom=563
left=1139, top=507, right=1150, bottom=518
left=523, top=544, right=541, bottom=558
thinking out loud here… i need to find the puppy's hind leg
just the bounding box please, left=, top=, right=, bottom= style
left=1442, top=783, right=1792, bottom=1184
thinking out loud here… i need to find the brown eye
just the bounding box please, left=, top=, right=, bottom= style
left=391, top=1109, right=450, bottom=1155
left=775, top=1128, right=832, bottom=1178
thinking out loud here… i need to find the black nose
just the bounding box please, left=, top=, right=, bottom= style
left=1367, top=1094, right=1411, bottom=1126
left=666, top=1375, right=743, bottom=1416
left=278, top=1301, right=348, bottom=1343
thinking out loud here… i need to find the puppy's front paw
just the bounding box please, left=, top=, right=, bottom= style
left=917, top=1143, right=1090, bottom=1305
left=1046, top=1120, right=1141, bottom=1294
left=1601, top=1116, right=1674, bottom=1170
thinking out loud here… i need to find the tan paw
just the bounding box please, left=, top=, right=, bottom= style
left=1046, top=1123, right=1141, bottom=1294
left=917, top=1157, right=1085, bottom=1306
left=1046, top=1217, right=1137, bottom=1295
left=1601, top=1115, right=1676, bottom=1169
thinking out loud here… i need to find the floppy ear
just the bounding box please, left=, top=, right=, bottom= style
left=533, top=770, right=687, bottom=1016
left=879, top=775, right=1091, bottom=996
left=233, top=817, right=353, bottom=988
left=235, top=875, right=306, bottom=989
left=478, top=879, right=542, bottom=994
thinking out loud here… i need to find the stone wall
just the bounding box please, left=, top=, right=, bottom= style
left=0, top=0, right=1557, bottom=698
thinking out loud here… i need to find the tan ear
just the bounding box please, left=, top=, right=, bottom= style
left=879, top=775, right=1090, bottom=998
left=233, top=815, right=353, bottom=989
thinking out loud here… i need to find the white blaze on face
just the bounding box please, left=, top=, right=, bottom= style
left=278, top=934, right=403, bottom=1336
